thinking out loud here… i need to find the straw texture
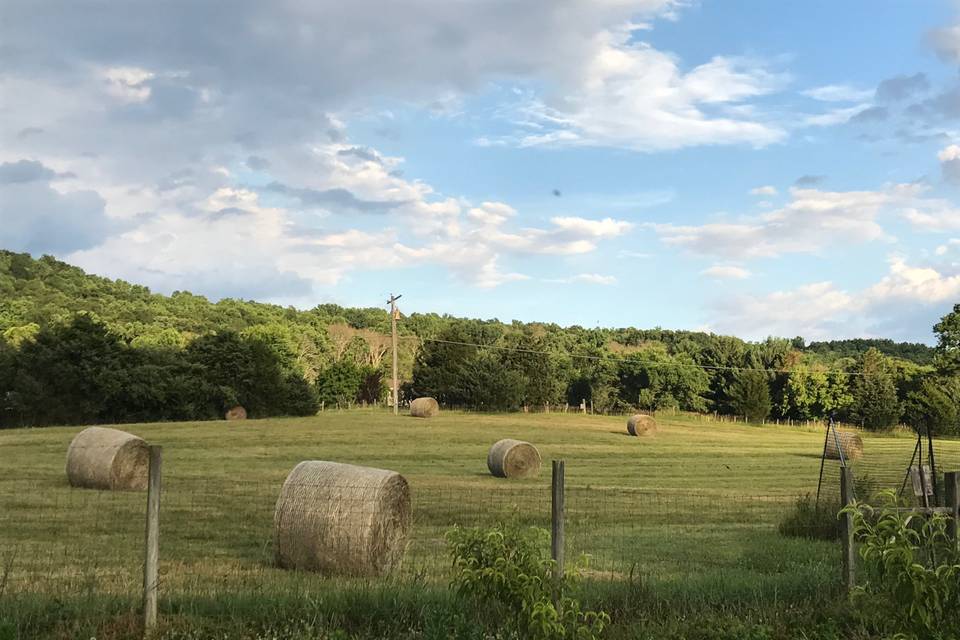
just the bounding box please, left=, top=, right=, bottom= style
left=824, top=431, right=864, bottom=461
left=273, top=461, right=411, bottom=576
left=409, top=397, right=439, bottom=418
left=627, top=414, right=657, bottom=437
left=487, top=439, right=542, bottom=478
left=65, top=427, right=150, bottom=491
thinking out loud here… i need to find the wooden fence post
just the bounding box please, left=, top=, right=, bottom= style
left=946, top=471, right=959, bottom=552
left=551, top=460, right=565, bottom=579
left=143, top=445, right=162, bottom=636
left=840, top=466, right=856, bottom=593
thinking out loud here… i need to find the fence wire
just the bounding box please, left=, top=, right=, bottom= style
left=0, top=452, right=837, bottom=620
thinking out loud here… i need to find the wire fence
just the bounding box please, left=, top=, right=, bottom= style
left=0, top=453, right=840, bottom=619
left=816, top=431, right=960, bottom=507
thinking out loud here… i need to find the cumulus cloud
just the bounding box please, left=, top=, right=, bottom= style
left=939, top=144, right=960, bottom=185
left=802, top=84, right=873, bottom=102
left=706, top=256, right=960, bottom=341
left=709, top=281, right=855, bottom=340
left=701, top=265, right=750, bottom=279
left=650, top=184, right=913, bottom=259
left=749, top=185, right=777, bottom=196
left=546, top=273, right=618, bottom=286
left=490, top=35, right=787, bottom=151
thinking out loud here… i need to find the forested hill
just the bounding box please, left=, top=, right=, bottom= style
left=1, top=250, right=957, bottom=434
left=0, top=251, right=934, bottom=363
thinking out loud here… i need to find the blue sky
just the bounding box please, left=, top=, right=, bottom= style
left=2, top=1, right=960, bottom=342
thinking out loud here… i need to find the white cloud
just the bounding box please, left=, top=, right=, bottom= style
left=749, top=185, right=777, bottom=196
left=863, top=256, right=960, bottom=305
left=801, top=104, right=871, bottom=127
left=651, top=182, right=960, bottom=260
left=103, top=66, right=155, bottom=103
left=54, top=128, right=631, bottom=296
left=802, top=84, right=873, bottom=102
left=651, top=185, right=905, bottom=259
left=939, top=144, right=960, bottom=184
left=491, top=28, right=787, bottom=151
left=709, top=281, right=855, bottom=340
left=547, top=273, right=618, bottom=285
left=701, top=265, right=750, bottom=279
left=549, top=216, right=633, bottom=237
left=467, top=202, right=517, bottom=226
left=706, top=255, right=960, bottom=341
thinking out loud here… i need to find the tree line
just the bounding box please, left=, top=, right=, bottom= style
left=1, top=250, right=957, bottom=435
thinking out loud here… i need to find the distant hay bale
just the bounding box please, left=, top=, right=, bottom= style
left=487, top=439, right=542, bottom=479
left=409, top=397, right=439, bottom=418
left=627, top=414, right=657, bottom=437
left=273, top=461, right=411, bottom=576
left=225, top=405, right=247, bottom=421
left=65, top=427, right=150, bottom=491
left=824, top=431, right=864, bottom=462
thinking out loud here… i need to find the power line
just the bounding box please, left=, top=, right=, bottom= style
left=419, top=337, right=869, bottom=377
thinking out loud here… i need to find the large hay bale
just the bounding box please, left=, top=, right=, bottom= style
left=627, top=414, right=657, bottom=437
left=824, top=431, right=864, bottom=462
left=487, top=439, right=542, bottom=479
left=409, top=397, right=439, bottom=418
left=225, top=405, right=247, bottom=421
left=65, top=427, right=150, bottom=491
left=273, top=461, right=411, bottom=576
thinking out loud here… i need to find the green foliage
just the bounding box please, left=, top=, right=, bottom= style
left=728, top=369, right=771, bottom=422
left=904, top=377, right=960, bottom=437
left=777, top=493, right=841, bottom=541
left=616, top=347, right=710, bottom=412
left=849, top=348, right=901, bottom=430
left=0, top=250, right=951, bottom=428
left=933, top=303, right=960, bottom=376
left=843, top=491, right=960, bottom=640
left=446, top=523, right=609, bottom=640
left=807, top=338, right=935, bottom=365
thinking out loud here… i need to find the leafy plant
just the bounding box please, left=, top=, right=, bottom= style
left=778, top=493, right=841, bottom=541
left=446, top=523, right=609, bottom=640
left=843, top=490, right=960, bottom=640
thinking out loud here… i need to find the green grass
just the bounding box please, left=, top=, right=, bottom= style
left=0, top=410, right=945, bottom=638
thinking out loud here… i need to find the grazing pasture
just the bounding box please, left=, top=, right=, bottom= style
left=0, top=410, right=946, bottom=638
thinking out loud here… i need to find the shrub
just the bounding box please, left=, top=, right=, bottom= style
left=778, top=493, right=841, bottom=541
left=446, top=523, right=609, bottom=640
left=843, top=490, right=960, bottom=640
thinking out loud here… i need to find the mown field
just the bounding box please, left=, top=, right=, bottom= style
left=0, top=410, right=946, bottom=639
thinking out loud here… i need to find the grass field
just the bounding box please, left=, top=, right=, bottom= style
left=0, top=410, right=953, bottom=638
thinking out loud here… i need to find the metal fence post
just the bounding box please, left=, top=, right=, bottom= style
left=840, top=466, right=856, bottom=593
left=946, top=471, right=959, bottom=552
left=143, top=445, right=162, bottom=635
left=551, top=460, right=565, bottom=579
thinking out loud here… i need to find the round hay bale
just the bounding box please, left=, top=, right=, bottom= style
left=487, top=439, right=542, bottom=479
left=273, top=461, right=411, bottom=576
left=627, top=414, right=657, bottom=437
left=409, top=397, right=439, bottom=418
left=225, top=405, right=247, bottom=421
left=824, top=431, right=864, bottom=462
left=65, top=427, right=150, bottom=491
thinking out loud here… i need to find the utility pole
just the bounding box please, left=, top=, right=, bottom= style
left=388, top=293, right=402, bottom=415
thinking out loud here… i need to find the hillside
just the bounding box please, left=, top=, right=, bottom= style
left=0, top=250, right=955, bottom=432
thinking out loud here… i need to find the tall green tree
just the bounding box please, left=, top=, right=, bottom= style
left=729, top=369, right=771, bottom=423
left=933, top=303, right=960, bottom=375
left=849, top=348, right=901, bottom=430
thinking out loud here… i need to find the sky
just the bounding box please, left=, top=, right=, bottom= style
left=2, top=1, right=960, bottom=343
